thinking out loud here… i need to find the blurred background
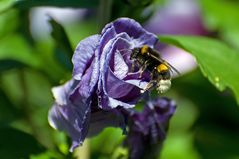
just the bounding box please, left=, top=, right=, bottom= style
left=1, top=0, right=239, bottom=158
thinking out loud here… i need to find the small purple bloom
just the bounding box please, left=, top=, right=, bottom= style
left=48, top=18, right=158, bottom=151
left=125, top=97, right=176, bottom=159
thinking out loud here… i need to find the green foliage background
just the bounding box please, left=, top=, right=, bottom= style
left=1, top=0, right=239, bottom=158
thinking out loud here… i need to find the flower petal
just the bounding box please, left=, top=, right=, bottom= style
left=98, top=34, right=144, bottom=109
left=110, top=18, right=158, bottom=47
left=48, top=102, right=90, bottom=152
left=52, top=79, right=79, bottom=106
left=72, top=34, right=100, bottom=80
left=125, top=97, right=176, bottom=159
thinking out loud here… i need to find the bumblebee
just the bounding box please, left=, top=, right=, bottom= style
left=130, top=45, right=179, bottom=93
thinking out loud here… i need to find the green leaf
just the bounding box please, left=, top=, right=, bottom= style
left=1, top=69, right=56, bottom=147
left=0, top=0, right=15, bottom=13
left=0, top=34, right=41, bottom=68
left=159, top=35, right=239, bottom=104
left=200, top=0, right=239, bottom=50
left=13, top=0, right=99, bottom=9
left=91, top=128, right=125, bottom=158
left=49, top=17, right=73, bottom=71
left=0, top=9, right=18, bottom=39
left=30, top=150, right=64, bottom=159
left=0, top=126, right=45, bottom=159
left=0, top=88, right=20, bottom=123
left=167, top=70, right=239, bottom=158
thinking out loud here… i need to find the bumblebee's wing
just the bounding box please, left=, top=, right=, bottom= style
left=164, top=61, right=180, bottom=75
left=148, top=47, right=161, bottom=57
left=149, top=53, right=180, bottom=75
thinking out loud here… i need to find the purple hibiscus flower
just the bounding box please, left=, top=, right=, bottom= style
left=125, top=97, right=176, bottom=159
left=48, top=18, right=158, bottom=151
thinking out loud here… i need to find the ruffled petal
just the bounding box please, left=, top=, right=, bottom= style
left=98, top=33, right=145, bottom=109
left=49, top=55, right=100, bottom=150
left=52, top=79, right=79, bottom=106
left=109, top=18, right=158, bottom=47
left=72, top=35, right=100, bottom=80
left=48, top=102, right=90, bottom=152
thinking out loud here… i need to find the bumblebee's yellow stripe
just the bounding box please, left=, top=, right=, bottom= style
left=141, top=45, right=149, bottom=55
left=157, top=64, right=168, bottom=72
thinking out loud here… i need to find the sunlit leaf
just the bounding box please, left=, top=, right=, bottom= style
left=90, top=128, right=125, bottom=158
left=30, top=150, right=64, bottom=159
left=161, top=133, right=200, bottom=159
left=159, top=35, right=239, bottom=104
left=0, top=0, right=15, bottom=13
left=66, top=20, right=98, bottom=47
left=0, top=34, right=40, bottom=68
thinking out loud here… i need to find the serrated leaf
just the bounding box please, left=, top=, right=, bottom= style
left=159, top=35, right=239, bottom=104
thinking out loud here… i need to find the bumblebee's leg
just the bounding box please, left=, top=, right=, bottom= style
left=140, top=68, right=159, bottom=93
left=139, top=60, right=150, bottom=78
left=130, top=60, right=141, bottom=73
left=141, top=80, right=156, bottom=93
left=130, top=62, right=135, bottom=72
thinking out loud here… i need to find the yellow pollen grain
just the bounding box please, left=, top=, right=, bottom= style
left=157, top=64, right=168, bottom=72
left=141, top=45, right=149, bottom=55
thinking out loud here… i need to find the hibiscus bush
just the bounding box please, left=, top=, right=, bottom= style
left=1, top=0, right=239, bottom=159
